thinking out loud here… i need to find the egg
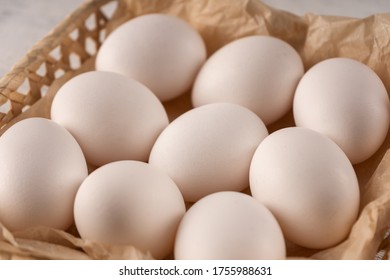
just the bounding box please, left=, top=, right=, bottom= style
left=149, top=103, right=268, bottom=202
left=96, top=13, right=207, bottom=101
left=174, top=191, right=286, bottom=260
left=51, top=71, right=169, bottom=167
left=74, top=160, right=186, bottom=259
left=249, top=127, right=360, bottom=249
left=293, top=57, right=390, bottom=164
left=192, top=35, right=304, bottom=125
left=0, top=118, right=88, bottom=231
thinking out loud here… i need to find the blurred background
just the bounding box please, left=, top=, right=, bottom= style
left=1, top=0, right=390, bottom=77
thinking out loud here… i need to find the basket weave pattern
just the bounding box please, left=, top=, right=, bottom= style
left=0, top=0, right=124, bottom=132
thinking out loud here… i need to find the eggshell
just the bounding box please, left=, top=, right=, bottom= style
left=249, top=127, right=360, bottom=249
left=51, top=71, right=169, bottom=167
left=0, top=118, right=88, bottom=231
left=74, top=160, right=186, bottom=259
left=96, top=13, right=207, bottom=101
left=192, top=35, right=304, bottom=125
left=174, top=191, right=286, bottom=260
left=149, top=103, right=268, bottom=202
left=293, top=57, right=390, bottom=164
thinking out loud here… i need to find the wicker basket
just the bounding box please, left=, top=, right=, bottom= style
left=0, top=0, right=124, bottom=131
left=0, top=0, right=389, bottom=259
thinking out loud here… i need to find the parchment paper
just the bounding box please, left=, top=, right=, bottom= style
left=1, top=0, right=390, bottom=259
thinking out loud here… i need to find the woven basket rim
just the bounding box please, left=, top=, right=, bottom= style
left=0, top=0, right=111, bottom=92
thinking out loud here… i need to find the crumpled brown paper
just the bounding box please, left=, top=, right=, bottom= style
left=1, top=0, right=390, bottom=259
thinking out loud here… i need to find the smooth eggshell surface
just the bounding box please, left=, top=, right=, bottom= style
left=51, top=71, right=169, bottom=167
left=149, top=103, right=268, bottom=202
left=174, top=191, right=286, bottom=260
left=74, top=160, right=186, bottom=259
left=192, top=35, right=304, bottom=125
left=96, top=13, right=207, bottom=101
left=293, top=57, right=390, bottom=164
left=0, top=118, right=88, bottom=231
left=249, top=127, right=360, bottom=249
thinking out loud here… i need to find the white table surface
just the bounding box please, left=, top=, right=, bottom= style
left=1, top=0, right=390, bottom=77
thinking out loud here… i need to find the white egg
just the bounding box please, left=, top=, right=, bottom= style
left=249, top=127, right=360, bottom=249
left=74, top=160, right=186, bottom=259
left=96, top=13, right=207, bottom=101
left=51, top=71, right=169, bottom=167
left=192, top=35, right=304, bottom=125
left=0, top=118, right=88, bottom=231
left=293, top=57, right=390, bottom=164
left=174, top=191, right=286, bottom=260
left=149, top=103, right=268, bottom=202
